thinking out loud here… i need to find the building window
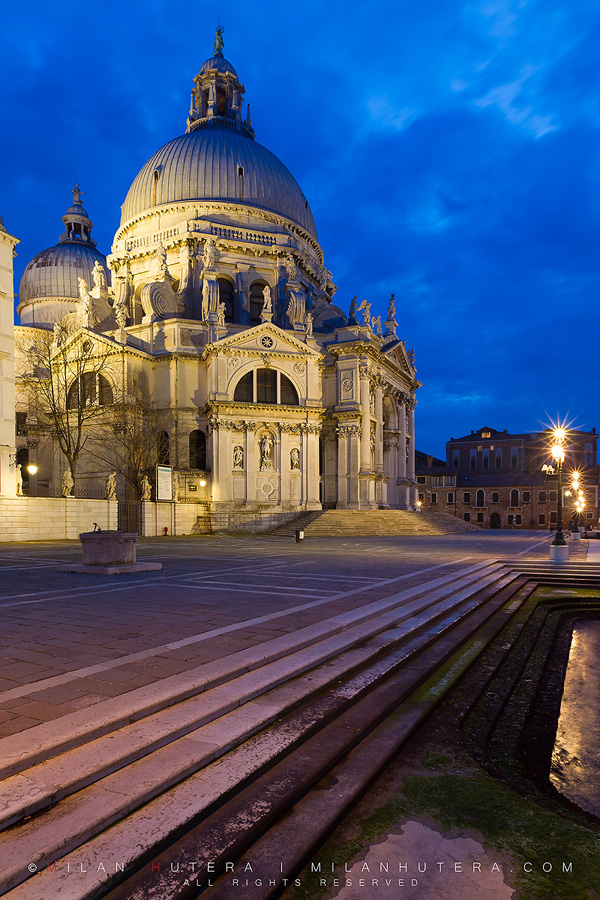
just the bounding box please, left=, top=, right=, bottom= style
left=16, top=412, right=27, bottom=436
left=481, top=432, right=491, bottom=438
left=492, top=492, right=499, bottom=503
left=463, top=492, right=471, bottom=503
left=233, top=368, right=299, bottom=405
left=431, top=492, right=437, bottom=504
left=539, top=491, right=547, bottom=502
left=67, top=373, right=113, bottom=408
left=549, top=490, right=557, bottom=502
left=444, top=475, right=456, bottom=486
left=522, top=491, right=531, bottom=502
left=495, top=453, right=502, bottom=468
left=587, top=512, right=594, bottom=519
left=189, top=430, right=206, bottom=469
left=453, top=454, right=459, bottom=467
left=585, top=443, right=594, bottom=466
left=508, top=514, right=514, bottom=525
left=477, top=512, right=484, bottom=523
left=419, top=492, right=425, bottom=502
left=515, top=514, right=522, bottom=525
left=476, top=489, right=485, bottom=507
left=447, top=492, right=454, bottom=504
left=483, top=454, right=489, bottom=469
left=464, top=512, right=471, bottom=522
left=218, top=277, right=235, bottom=323
left=249, top=280, right=267, bottom=326
left=417, top=476, right=426, bottom=484
left=550, top=511, right=557, bottom=524
left=510, top=489, right=519, bottom=507
left=157, top=430, right=170, bottom=465
left=539, top=514, right=546, bottom=525
left=470, top=454, right=476, bottom=470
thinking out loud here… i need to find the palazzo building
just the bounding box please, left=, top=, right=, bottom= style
left=11, top=31, right=420, bottom=529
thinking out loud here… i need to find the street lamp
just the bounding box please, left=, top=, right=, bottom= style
left=550, top=428, right=568, bottom=561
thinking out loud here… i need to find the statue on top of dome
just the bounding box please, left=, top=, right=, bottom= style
left=72, top=184, right=84, bottom=205
left=214, top=25, right=224, bottom=55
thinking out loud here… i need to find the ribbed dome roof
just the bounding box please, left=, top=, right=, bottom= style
left=120, top=126, right=317, bottom=237
left=19, top=243, right=109, bottom=303
left=199, top=54, right=238, bottom=78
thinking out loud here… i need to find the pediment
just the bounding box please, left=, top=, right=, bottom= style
left=212, top=322, right=322, bottom=358
left=382, top=338, right=415, bottom=377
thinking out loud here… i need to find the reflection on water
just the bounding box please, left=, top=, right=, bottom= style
left=550, top=620, right=600, bottom=817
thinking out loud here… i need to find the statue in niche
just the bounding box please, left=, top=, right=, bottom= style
left=357, top=299, right=371, bottom=327
left=92, top=260, right=106, bottom=292
left=16, top=465, right=23, bottom=496
left=217, top=301, right=226, bottom=327
left=141, top=475, right=152, bottom=500
left=290, top=448, right=300, bottom=470
left=62, top=469, right=74, bottom=498
left=105, top=472, right=117, bottom=500
left=260, top=435, right=274, bottom=470
left=233, top=445, right=244, bottom=469
left=262, top=285, right=272, bottom=313
left=203, top=237, right=218, bottom=269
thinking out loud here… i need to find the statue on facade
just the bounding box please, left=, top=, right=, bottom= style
left=16, top=465, right=23, bottom=496
left=372, top=315, right=382, bottom=336
left=233, top=445, right=244, bottom=468
left=214, top=25, right=224, bottom=54
left=260, top=435, right=274, bottom=470
left=262, top=285, right=272, bottom=313
left=387, top=294, right=396, bottom=320
left=114, top=294, right=128, bottom=330
left=77, top=278, right=92, bottom=329
left=217, top=300, right=226, bottom=327
left=92, top=260, right=107, bottom=292
left=284, top=255, right=298, bottom=282
left=62, top=469, right=74, bottom=498
left=357, top=298, right=371, bottom=328
left=384, top=293, right=398, bottom=337
left=72, top=184, right=84, bottom=204
left=141, top=475, right=152, bottom=500
left=52, top=321, right=66, bottom=353
left=290, top=448, right=300, bottom=470
left=154, top=242, right=169, bottom=278
left=305, top=313, right=313, bottom=337
left=203, top=237, right=218, bottom=269
left=408, top=348, right=415, bottom=367
left=105, top=472, right=117, bottom=500
left=172, top=472, right=180, bottom=502
left=349, top=296, right=358, bottom=323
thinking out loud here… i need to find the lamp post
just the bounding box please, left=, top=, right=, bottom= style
left=550, top=428, right=568, bottom=561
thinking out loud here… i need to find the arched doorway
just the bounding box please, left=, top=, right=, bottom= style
left=490, top=512, right=501, bottom=529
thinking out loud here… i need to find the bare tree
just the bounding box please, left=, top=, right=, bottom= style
left=16, top=322, right=117, bottom=485
left=88, top=403, right=172, bottom=500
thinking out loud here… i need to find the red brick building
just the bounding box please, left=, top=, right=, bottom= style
left=416, top=425, right=599, bottom=529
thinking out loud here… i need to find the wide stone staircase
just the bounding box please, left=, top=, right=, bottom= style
left=0, top=557, right=570, bottom=900
left=272, top=508, right=481, bottom=537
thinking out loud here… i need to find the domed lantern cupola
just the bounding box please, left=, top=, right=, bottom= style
left=187, top=27, right=254, bottom=138
left=59, top=184, right=97, bottom=247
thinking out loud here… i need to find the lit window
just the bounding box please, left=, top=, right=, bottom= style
left=233, top=368, right=299, bottom=405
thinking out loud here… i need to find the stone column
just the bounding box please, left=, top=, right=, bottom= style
left=398, top=395, right=408, bottom=508
left=306, top=427, right=321, bottom=508
left=245, top=423, right=257, bottom=503
left=374, top=381, right=384, bottom=474
left=336, top=426, right=348, bottom=508
left=279, top=427, right=290, bottom=504
left=348, top=426, right=361, bottom=509
left=407, top=399, right=416, bottom=507
left=359, top=364, right=371, bottom=473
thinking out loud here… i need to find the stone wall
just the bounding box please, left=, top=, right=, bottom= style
left=141, top=501, right=211, bottom=537
left=0, top=498, right=118, bottom=542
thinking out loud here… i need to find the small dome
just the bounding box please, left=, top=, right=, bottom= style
left=199, top=54, right=238, bottom=78
left=120, top=126, right=317, bottom=237
left=63, top=204, right=90, bottom=219
left=19, top=243, right=109, bottom=304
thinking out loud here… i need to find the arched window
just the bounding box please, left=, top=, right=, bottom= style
left=510, top=489, right=519, bottom=507
left=218, top=278, right=235, bottom=323
left=189, top=430, right=206, bottom=470
left=157, top=431, right=170, bottom=466
left=476, top=489, right=485, bottom=507
left=67, top=373, right=113, bottom=409
left=483, top=454, right=489, bottom=469
left=249, top=280, right=267, bottom=326
left=233, top=368, right=299, bottom=405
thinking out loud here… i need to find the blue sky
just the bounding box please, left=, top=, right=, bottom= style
left=2, top=0, right=599, bottom=456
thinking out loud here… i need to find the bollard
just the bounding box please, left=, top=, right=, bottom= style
left=295, top=529, right=304, bottom=543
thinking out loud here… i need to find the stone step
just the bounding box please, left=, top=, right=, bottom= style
left=97, top=578, right=531, bottom=900
left=0, top=565, right=515, bottom=897
left=274, top=509, right=480, bottom=537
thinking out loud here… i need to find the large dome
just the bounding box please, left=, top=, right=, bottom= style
left=120, top=126, right=317, bottom=238
left=19, top=242, right=109, bottom=304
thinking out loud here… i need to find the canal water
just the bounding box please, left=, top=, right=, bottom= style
left=550, top=619, right=600, bottom=817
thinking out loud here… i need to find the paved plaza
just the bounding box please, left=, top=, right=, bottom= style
left=0, top=530, right=562, bottom=740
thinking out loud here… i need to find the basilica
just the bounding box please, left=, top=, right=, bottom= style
left=10, top=30, right=419, bottom=531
